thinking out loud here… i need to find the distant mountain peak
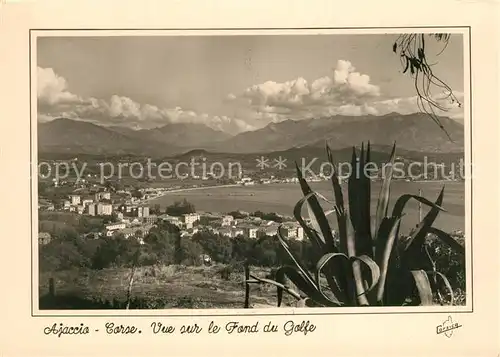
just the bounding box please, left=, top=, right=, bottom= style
left=207, top=112, right=464, bottom=154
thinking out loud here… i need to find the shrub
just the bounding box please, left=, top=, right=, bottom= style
left=249, top=143, right=465, bottom=307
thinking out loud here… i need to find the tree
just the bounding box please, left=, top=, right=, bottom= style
left=392, top=34, right=462, bottom=138
left=131, top=189, right=143, bottom=199
left=192, top=231, right=232, bottom=264
left=179, top=238, right=204, bottom=266
left=166, top=199, right=196, bottom=216
left=150, top=204, right=162, bottom=215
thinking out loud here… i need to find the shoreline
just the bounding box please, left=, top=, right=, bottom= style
left=142, top=179, right=463, bottom=205
left=144, top=184, right=241, bottom=203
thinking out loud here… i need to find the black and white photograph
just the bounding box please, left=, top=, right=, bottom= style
left=34, top=30, right=469, bottom=311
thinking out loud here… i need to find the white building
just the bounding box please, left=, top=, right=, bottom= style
left=296, top=226, right=304, bottom=240
left=106, top=223, right=126, bottom=231
left=97, top=202, right=113, bottom=216
left=70, top=195, right=81, bottom=205
left=221, top=215, right=234, bottom=226
left=95, top=191, right=111, bottom=201
left=241, top=226, right=259, bottom=238
left=87, top=203, right=96, bottom=216
left=182, top=213, right=200, bottom=225
left=81, top=199, right=93, bottom=207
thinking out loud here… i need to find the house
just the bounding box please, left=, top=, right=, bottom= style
left=134, top=205, right=149, bottom=217
left=106, top=223, right=126, bottom=231
left=94, top=191, right=111, bottom=201
left=114, top=224, right=153, bottom=241
left=232, top=228, right=244, bottom=237
left=182, top=213, right=200, bottom=225
left=130, top=218, right=141, bottom=226
left=160, top=215, right=183, bottom=228
left=180, top=230, right=192, bottom=238
left=219, top=228, right=232, bottom=237
left=278, top=223, right=305, bottom=240
left=84, top=232, right=100, bottom=240
left=221, top=215, right=234, bottom=226
left=241, top=225, right=259, bottom=239
left=86, top=203, right=96, bottom=216
left=38, top=232, right=51, bottom=245
left=257, top=224, right=279, bottom=238
left=76, top=205, right=85, bottom=215
left=97, top=202, right=113, bottom=216
left=69, top=195, right=81, bottom=205
left=297, top=226, right=304, bottom=240
left=142, top=215, right=157, bottom=224
left=81, top=198, right=94, bottom=207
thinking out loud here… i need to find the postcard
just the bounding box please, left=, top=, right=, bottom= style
left=0, top=1, right=498, bottom=356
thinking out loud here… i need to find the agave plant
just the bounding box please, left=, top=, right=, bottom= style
left=249, top=142, right=465, bottom=307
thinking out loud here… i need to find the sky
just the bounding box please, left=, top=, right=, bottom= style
left=37, top=33, right=465, bottom=134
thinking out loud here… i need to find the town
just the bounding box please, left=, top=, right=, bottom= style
left=37, top=180, right=306, bottom=249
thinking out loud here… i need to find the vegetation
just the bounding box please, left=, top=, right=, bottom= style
left=39, top=223, right=306, bottom=274
left=392, top=34, right=462, bottom=138
left=165, top=199, right=196, bottom=216
left=248, top=143, right=465, bottom=307
left=39, top=265, right=295, bottom=310
left=252, top=211, right=284, bottom=223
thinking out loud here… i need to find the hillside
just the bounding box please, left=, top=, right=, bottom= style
left=37, top=113, right=465, bottom=157
left=208, top=113, right=465, bottom=154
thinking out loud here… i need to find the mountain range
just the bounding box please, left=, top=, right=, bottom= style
left=38, top=113, right=465, bottom=157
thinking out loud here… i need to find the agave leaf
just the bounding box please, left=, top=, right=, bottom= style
left=351, top=259, right=369, bottom=306
left=374, top=217, right=401, bottom=302
left=345, top=214, right=356, bottom=258
left=275, top=266, right=321, bottom=307
left=292, top=192, right=345, bottom=298
left=373, top=143, right=396, bottom=240
left=295, top=298, right=310, bottom=307
left=335, top=209, right=348, bottom=255
left=315, top=252, right=349, bottom=287
left=410, top=270, right=434, bottom=306
left=306, top=203, right=323, bottom=241
left=295, top=162, right=336, bottom=249
left=326, top=143, right=345, bottom=214
left=356, top=142, right=373, bottom=256
left=392, top=193, right=446, bottom=219
left=293, top=193, right=327, bottom=254
left=402, top=187, right=445, bottom=254
left=348, top=147, right=361, bottom=232
left=305, top=191, right=335, bottom=238
left=277, top=226, right=317, bottom=288
left=275, top=265, right=343, bottom=307
left=351, top=254, right=381, bottom=294
left=428, top=227, right=465, bottom=255
left=324, top=209, right=336, bottom=217
left=426, top=271, right=455, bottom=305
left=314, top=250, right=349, bottom=304
left=249, top=274, right=302, bottom=304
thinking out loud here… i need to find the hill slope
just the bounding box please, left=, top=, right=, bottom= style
left=208, top=113, right=464, bottom=153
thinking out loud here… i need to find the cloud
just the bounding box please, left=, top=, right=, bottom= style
left=230, top=60, right=463, bottom=127
left=37, top=65, right=465, bottom=136
left=37, top=67, right=82, bottom=107
left=240, top=60, right=381, bottom=113
left=368, top=91, right=464, bottom=119
left=37, top=67, right=252, bottom=134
